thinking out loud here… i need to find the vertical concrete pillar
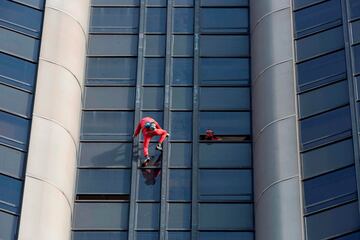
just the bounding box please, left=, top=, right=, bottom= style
left=18, top=1, right=90, bottom=239
left=250, top=0, right=304, bottom=239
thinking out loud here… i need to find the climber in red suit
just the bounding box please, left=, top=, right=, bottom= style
left=133, top=117, right=169, bottom=164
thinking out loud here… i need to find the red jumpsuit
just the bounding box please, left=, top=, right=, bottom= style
left=134, top=117, right=168, bottom=157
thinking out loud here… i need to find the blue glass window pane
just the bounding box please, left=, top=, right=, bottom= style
left=170, top=112, right=192, bottom=140
left=167, top=203, right=191, bottom=229
left=145, top=8, right=166, bottom=33
left=173, top=8, right=194, bottom=33
left=0, top=174, right=22, bottom=213
left=199, top=204, right=253, bottom=230
left=88, top=35, right=138, bottom=56
left=200, top=35, right=249, bottom=57
left=146, top=0, right=166, bottom=6
left=297, top=50, right=346, bottom=91
left=305, top=201, right=360, bottom=240
left=199, top=143, right=251, bottom=168
left=200, top=0, right=248, bottom=7
left=296, top=26, right=344, bottom=62
left=0, top=27, right=40, bottom=62
left=169, top=170, right=191, bottom=200
left=303, top=166, right=357, bottom=213
left=0, top=145, right=24, bottom=178
left=0, top=111, right=29, bottom=150
left=79, top=142, right=132, bottom=167
left=349, top=0, right=360, bottom=20
left=294, top=0, right=342, bottom=38
left=302, top=138, right=354, bottom=179
left=0, top=0, right=42, bottom=38
left=142, top=87, right=164, bottom=110
left=92, top=0, right=139, bottom=6
left=72, top=231, right=128, bottom=240
left=199, top=112, right=251, bottom=135
left=294, top=0, right=327, bottom=10
left=144, top=58, right=165, bottom=85
left=86, top=57, right=137, bottom=85
left=136, top=203, right=160, bottom=229
left=174, top=0, right=193, bottom=6
left=90, top=7, right=139, bottom=33
left=77, top=169, right=131, bottom=194
left=12, top=0, right=44, bottom=9
left=351, top=20, right=360, bottom=45
left=201, top=8, right=248, bottom=33
left=167, top=231, right=191, bottom=240
left=199, top=87, right=250, bottom=110
left=353, top=44, right=360, bottom=75
left=138, top=169, right=161, bottom=201
left=172, top=58, right=193, bottom=85
left=336, top=231, right=360, bottom=240
left=300, top=106, right=351, bottom=149
left=172, top=35, right=193, bottom=57
left=298, top=80, right=349, bottom=118
left=0, top=52, right=36, bottom=91
left=171, top=87, right=193, bottom=110
left=85, top=87, right=135, bottom=110
left=199, top=170, right=252, bottom=201
left=169, top=143, right=192, bottom=168
left=200, top=58, right=249, bottom=85
left=82, top=111, right=134, bottom=141
left=0, top=84, right=33, bottom=118
left=136, top=232, right=159, bottom=240
left=0, top=211, right=17, bottom=240
left=145, top=35, right=166, bottom=57
left=199, top=232, right=254, bottom=240
left=74, top=203, right=129, bottom=229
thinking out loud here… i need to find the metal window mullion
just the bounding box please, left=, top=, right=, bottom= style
left=160, top=1, right=173, bottom=239
left=128, top=1, right=146, bottom=239
left=192, top=0, right=200, bottom=239
left=340, top=0, right=360, bottom=214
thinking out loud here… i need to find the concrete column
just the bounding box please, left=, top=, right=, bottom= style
left=250, top=0, right=304, bottom=239
left=18, top=1, right=90, bottom=239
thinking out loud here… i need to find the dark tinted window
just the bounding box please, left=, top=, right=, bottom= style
left=144, top=58, right=165, bottom=85
left=300, top=106, right=351, bottom=149
left=88, top=35, right=138, bottom=56
left=303, top=166, right=357, bottom=213
left=72, top=231, right=128, bottom=240
left=0, top=110, right=29, bottom=150
left=167, top=203, right=191, bottom=229
left=142, top=87, right=164, bottom=110
left=0, top=145, right=25, bottom=178
left=170, top=112, right=192, bottom=140
left=169, top=170, right=191, bottom=200
left=0, top=174, right=22, bottom=213
left=136, top=232, right=159, bottom=240
left=138, top=170, right=161, bottom=201
left=349, top=0, right=360, bottom=20
left=199, top=232, right=254, bottom=240
left=145, top=8, right=166, bottom=33
left=174, top=0, right=193, bottom=6
left=169, top=143, right=192, bottom=168
left=85, top=87, right=135, bottom=110
left=336, top=231, right=360, bottom=240
left=305, top=201, right=360, bottom=239
left=90, top=7, right=139, bottom=33
left=296, top=26, right=344, bottom=62
left=0, top=84, right=32, bottom=117
left=298, top=80, right=348, bottom=118
left=351, top=20, right=360, bottom=45
left=136, top=203, right=160, bottom=229
left=302, top=139, right=354, bottom=179
left=200, top=36, right=249, bottom=57
left=77, top=169, right=131, bottom=194
left=171, top=87, right=193, bottom=110
left=353, top=44, right=360, bottom=75
left=294, top=0, right=341, bottom=38
left=296, top=50, right=346, bottom=91
left=200, top=0, right=248, bottom=7
left=172, top=35, right=193, bottom=57
left=74, top=203, right=129, bottom=229
left=172, top=58, right=193, bottom=85
left=167, top=232, right=191, bottom=240
left=146, top=0, right=166, bottom=6
left=200, top=58, right=249, bottom=85
left=293, top=0, right=327, bottom=10
left=199, top=87, right=250, bottom=110
left=0, top=211, right=18, bottom=240
left=0, top=0, right=42, bottom=38
left=92, top=0, right=139, bottom=6
left=86, top=57, right=137, bottom=85
left=201, top=8, right=248, bottom=33
left=173, top=8, right=194, bottom=33
left=144, top=35, right=166, bottom=57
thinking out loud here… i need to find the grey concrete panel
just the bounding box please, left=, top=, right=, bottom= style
left=252, top=61, right=295, bottom=135
left=251, top=9, right=293, bottom=81
left=253, top=116, right=299, bottom=201
left=255, top=177, right=302, bottom=240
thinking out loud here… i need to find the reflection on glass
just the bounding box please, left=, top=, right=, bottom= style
left=169, top=170, right=191, bottom=200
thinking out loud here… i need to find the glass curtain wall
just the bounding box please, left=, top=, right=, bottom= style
left=72, top=0, right=253, bottom=239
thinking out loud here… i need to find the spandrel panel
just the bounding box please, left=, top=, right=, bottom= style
left=199, top=112, right=251, bottom=135
left=74, top=203, right=129, bottom=229
left=199, top=143, right=251, bottom=168
left=77, top=169, right=131, bottom=194
left=86, top=57, right=137, bottom=85
left=0, top=52, right=36, bottom=91
left=199, top=58, right=249, bottom=85
left=90, top=7, right=139, bottom=33
left=200, top=8, right=248, bottom=33
left=79, top=143, right=132, bottom=167
left=85, top=87, right=135, bottom=110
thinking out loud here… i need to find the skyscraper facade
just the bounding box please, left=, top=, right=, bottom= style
left=0, top=0, right=359, bottom=240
